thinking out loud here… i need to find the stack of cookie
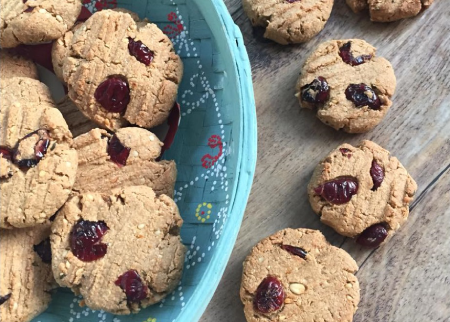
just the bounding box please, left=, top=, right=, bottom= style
left=0, top=3, right=186, bottom=321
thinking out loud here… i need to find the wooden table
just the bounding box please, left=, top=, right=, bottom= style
left=201, top=1, right=450, bottom=321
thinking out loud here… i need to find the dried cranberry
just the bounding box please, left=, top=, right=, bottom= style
left=70, top=220, right=109, bottom=262
left=34, top=237, right=52, bottom=264
left=370, top=160, right=384, bottom=190
left=107, top=135, right=130, bottom=167
left=253, top=276, right=285, bottom=314
left=0, top=147, right=12, bottom=160
left=340, top=148, right=352, bottom=158
left=13, top=129, right=50, bottom=169
left=280, top=245, right=307, bottom=259
left=23, top=6, right=34, bottom=12
left=301, top=77, right=330, bottom=105
left=345, top=83, right=381, bottom=110
left=94, top=76, right=130, bottom=113
left=314, top=177, right=358, bottom=205
left=115, top=270, right=148, bottom=303
left=286, top=0, right=301, bottom=2
left=0, top=294, right=11, bottom=306
left=339, top=41, right=372, bottom=66
left=128, top=38, right=154, bottom=66
left=356, top=224, right=388, bottom=248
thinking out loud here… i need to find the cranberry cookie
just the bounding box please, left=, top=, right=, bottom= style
left=346, top=0, right=434, bottom=22
left=0, top=77, right=78, bottom=228
left=308, top=140, right=417, bottom=247
left=0, top=0, right=82, bottom=48
left=242, top=0, right=334, bottom=45
left=51, top=186, right=186, bottom=314
left=296, top=39, right=396, bottom=133
left=0, top=50, right=38, bottom=79
left=0, top=223, right=55, bottom=322
left=72, top=127, right=176, bottom=197
left=63, top=9, right=183, bottom=131
left=241, top=228, right=360, bottom=322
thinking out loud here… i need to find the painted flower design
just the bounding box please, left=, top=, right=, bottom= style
left=196, top=203, right=212, bottom=223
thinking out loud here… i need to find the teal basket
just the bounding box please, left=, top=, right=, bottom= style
left=33, top=0, right=257, bottom=321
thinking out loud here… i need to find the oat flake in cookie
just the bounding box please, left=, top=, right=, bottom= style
left=0, top=77, right=78, bottom=229
left=242, top=0, right=334, bottom=45
left=0, top=0, right=82, bottom=48
left=308, top=140, right=417, bottom=248
left=63, top=9, right=183, bottom=131
left=72, top=127, right=177, bottom=197
left=51, top=186, right=186, bottom=314
left=296, top=39, right=396, bottom=133
left=240, top=228, right=360, bottom=322
left=0, top=223, right=55, bottom=322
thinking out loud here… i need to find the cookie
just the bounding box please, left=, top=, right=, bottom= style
left=308, top=140, right=417, bottom=247
left=0, top=50, right=38, bottom=80
left=0, top=0, right=82, bottom=48
left=56, top=96, right=97, bottom=137
left=72, top=127, right=176, bottom=197
left=51, top=186, right=186, bottom=314
left=296, top=39, right=396, bottom=133
left=240, top=228, right=359, bottom=322
left=0, top=223, right=55, bottom=322
left=0, top=77, right=78, bottom=228
left=63, top=9, right=183, bottom=131
left=242, top=0, right=334, bottom=45
left=346, top=0, right=434, bottom=22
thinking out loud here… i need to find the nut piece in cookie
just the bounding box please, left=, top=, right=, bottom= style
left=296, top=39, right=396, bottom=133
left=0, top=50, right=38, bottom=80
left=242, top=0, right=334, bottom=45
left=241, top=228, right=360, bottom=322
left=308, top=140, right=417, bottom=247
left=0, top=223, right=56, bottom=322
left=72, top=127, right=177, bottom=197
left=63, top=9, right=183, bottom=131
left=0, top=77, right=78, bottom=229
left=51, top=186, right=186, bottom=314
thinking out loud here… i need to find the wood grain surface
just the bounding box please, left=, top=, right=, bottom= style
left=200, top=1, right=450, bottom=321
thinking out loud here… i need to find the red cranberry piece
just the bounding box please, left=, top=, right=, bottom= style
left=345, top=84, right=381, bottom=110
left=314, top=177, right=358, bottom=205
left=301, top=77, right=330, bottom=105
left=339, top=148, right=352, bottom=158
left=115, top=270, right=148, bottom=303
left=128, top=38, right=154, bottom=66
left=107, top=135, right=130, bottom=167
left=339, top=41, right=372, bottom=66
left=70, top=220, right=109, bottom=262
left=13, top=129, right=50, bottom=169
left=0, top=294, right=11, bottom=306
left=0, top=147, right=12, bottom=160
left=286, top=0, right=301, bottom=2
left=280, top=245, right=307, bottom=259
left=253, top=276, right=285, bottom=314
left=370, top=160, right=384, bottom=190
left=94, top=76, right=130, bottom=113
left=34, top=237, right=52, bottom=264
left=356, top=224, right=388, bottom=248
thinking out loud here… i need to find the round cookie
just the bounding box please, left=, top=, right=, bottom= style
left=0, top=77, right=78, bottom=229
left=346, top=0, right=434, bottom=22
left=308, top=140, right=417, bottom=247
left=72, top=127, right=177, bottom=197
left=242, top=0, right=334, bottom=45
left=0, top=223, right=55, bottom=322
left=0, top=50, right=38, bottom=80
left=0, top=0, right=82, bottom=48
left=51, top=186, right=186, bottom=314
left=240, top=228, right=360, bottom=322
left=63, top=9, right=183, bottom=131
left=296, top=39, right=396, bottom=133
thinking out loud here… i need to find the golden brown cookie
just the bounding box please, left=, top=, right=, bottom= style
left=0, top=223, right=55, bottom=322
left=56, top=96, right=97, bottom=137
left=0, top=0, right=82, bottom=48
left=0, top=50, right=38, bottom=80
left=0, top=77, right=78, bottom=229
left=72, top=127, right=176, bottom=197
left=63, top=9, right=183, bottom=131
left=240, top=228, right=360, bottom=322
left=308, top=140, right=417, bottom=247
left=296, top=39, right=396, bottom=133
left=51, top=186, right=186, bottom=314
